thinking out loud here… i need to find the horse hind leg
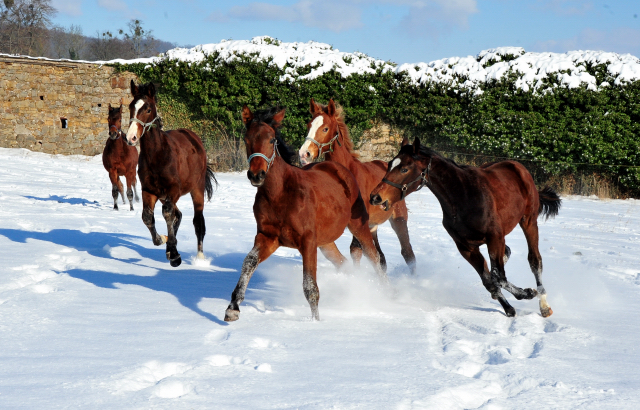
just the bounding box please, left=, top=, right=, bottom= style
left=124, top=173, right=135, bottom=211
left=191, top=191, right=206, bottom=260
left=371, top=227, right=387, bottom=273
left=319, top=242, right=348, bottom=271
left=300, top=235, right=320, bottom=320
left=225, top=234, right=279, bottom=322
left=349, top=224, right=386, bottom=282
left=108, top=170, right=120, bottom=210
left=389, top=205, right=416, bottom=275
left=521, top=218, right=553, bottom=317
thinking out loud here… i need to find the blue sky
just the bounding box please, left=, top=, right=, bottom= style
left=51, top=0, right=640, bottom=63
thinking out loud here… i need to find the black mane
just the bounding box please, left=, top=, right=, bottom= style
left=251, top=107, right=295, bottom=165
left=401, top=144, right=469, bottom=169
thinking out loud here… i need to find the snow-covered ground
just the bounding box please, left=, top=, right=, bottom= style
left=0, top=148, right=639, bottom=409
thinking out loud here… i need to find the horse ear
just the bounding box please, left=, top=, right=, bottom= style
left=241, top=105, right=253, bottom=125
left=272, top=108, right=286, bottom=126
left=401, top=137, right=410, bottom=146
left=309, top=98, right=320, bottom=114
left=413, top=136, right=421, bottom=154
left=108, top=103, right=112, bottom=110
left=147, top=82, right=156, bottom=98
left=327, top=99, right=336, bottom=117
left=130, top=80, right=138, bottom=97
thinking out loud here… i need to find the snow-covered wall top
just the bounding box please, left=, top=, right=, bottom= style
left=4, top=36, right=640, bottom=93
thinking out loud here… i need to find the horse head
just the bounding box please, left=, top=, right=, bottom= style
left=107, top=103, right=123, bottom=140
left=242, top=105, right=286, bottom=187
left=299, top=98, right=343, bottom=165
left=370, top=137, right=430, bottom=211
left=125, top=80, right=159, bottom=146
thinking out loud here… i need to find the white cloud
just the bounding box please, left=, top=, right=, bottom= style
left=532, top=27, right=640, bottom=56
left=534, top=0, right=594, bottom=16
left=227, top=1, right=363, bottom=32
left=392, top=0, right=478, bottom=38
left=52, top=0, right=82, bottom=16
left=97, top=0, right=128, bottom=13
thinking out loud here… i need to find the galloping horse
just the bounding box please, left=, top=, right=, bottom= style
left=224, top=106, right=384, bottom=322
left=102, top=103, right=139, bottom=210
left=299, top=99, right=417, bottom=274
left=370, top=137, right=561, bottom=318
left=125, top=81, right=216, bottom=267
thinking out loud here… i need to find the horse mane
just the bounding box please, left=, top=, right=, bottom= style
left=317, top=103, right=359, bottom=159
left=251, top=107, right=295, bottom=165
left=402, top=144, right=470, bottom=170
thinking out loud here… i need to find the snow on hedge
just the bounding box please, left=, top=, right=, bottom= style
left=114, top=36, right=640, bottom=93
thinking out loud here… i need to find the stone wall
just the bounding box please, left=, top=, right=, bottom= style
left=356, top=121, right=406, bottom=163
left=0, top=55, right=137, bottom=155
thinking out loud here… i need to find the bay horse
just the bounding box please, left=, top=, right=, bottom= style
left=299, top=99, right=417, bottom=275
left=124, top=81, right=216, bottom=267
left=224, top=106, right=384, bottom=322
left=370, top=137, right=561, bottom=318
left=102, top=103, right=139, bottom=210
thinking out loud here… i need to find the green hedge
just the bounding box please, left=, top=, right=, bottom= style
left=114, top=53, right=640, bottom=195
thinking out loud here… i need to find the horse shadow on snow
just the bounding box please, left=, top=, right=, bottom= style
left=0, top=228, right=299, bottom=325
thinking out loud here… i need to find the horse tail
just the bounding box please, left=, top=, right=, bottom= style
left=205, top=165, right=218, bottom=202
left=538, top=186, right=561, bottom=220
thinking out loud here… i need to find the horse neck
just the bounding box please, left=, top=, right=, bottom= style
left=139, top=127, right=166, bottom=159
left=257, top=156, right=290, bottom=198
left=424, top=155, right=465, bottom=215
left=324, top=123, right=356, bottom=167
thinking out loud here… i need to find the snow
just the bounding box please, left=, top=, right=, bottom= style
left=1, top=147, right=640, bottom=408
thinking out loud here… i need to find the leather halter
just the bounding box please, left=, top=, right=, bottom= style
left=381, top=157, right=432, bottom=200
left=130, top=115, right=160, bottom=136
left=248, top=139, right=278, bottom=172
left=305, top=130, right=341, bottom=161
left=109, top=125, right=123, bottom=140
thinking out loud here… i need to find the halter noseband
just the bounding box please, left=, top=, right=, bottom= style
left=305, top=130, right=341, bottom=161
left=248, top=139, right=279, bottom=172
left=109, top=125, right=124, bottom=139
left=381, top=157, right=432, bottom=200
left=130, top=115, right=160, bottom=136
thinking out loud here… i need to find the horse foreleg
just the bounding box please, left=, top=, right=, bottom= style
left=191, top=190, right=206, bottom=260
left=108, top=169, right=120, bottom=210
left=350, top=224, right=386, bottom=282
left=225, top=234, right=279, bottom=322
left=349, top=236, right=363, bottom=268
left=390, top=202, right=417, bottom=275
left=371, top=227, right=387, bottom=273
left=521, top=217, right=553, bottom=318
left=455, top=241, right=516, bottom=317
left=301, top=236, right=320, bottom=321
left=162, top=199, right=182, bottom=267
left=124, top=173, right=135, bottom=211
left=141, top=192, right=165, bottom=246
left=319, top=242, right=347, bottom=271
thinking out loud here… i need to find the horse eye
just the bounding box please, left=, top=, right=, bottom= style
left=323, top=127, right=328, bottom=132
left=146, top=109, right=151, bottom=113
left=401, top=168, right=408, bottom=173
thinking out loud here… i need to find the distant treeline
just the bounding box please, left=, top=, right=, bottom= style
left=0, top=0, right=175, bottom=60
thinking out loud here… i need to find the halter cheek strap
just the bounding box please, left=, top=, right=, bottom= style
left=130, top=116, right=159, bottom=136
left=109, top=125, right=124, bottom=139
left=248, top=139, right=279, bottom=172
left=381, top=157, right=432, bottom=200
left=305, top=131, right=341, bottom=161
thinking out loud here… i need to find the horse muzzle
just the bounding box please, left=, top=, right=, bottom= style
left=370, top=193, right=390, bottom=211
left=247, top=169, right=266, bottom=187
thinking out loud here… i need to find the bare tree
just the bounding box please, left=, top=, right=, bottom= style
left=48, top=24, right=84, bottom=59
left=0, top=0, right=56, bottom=56
left=120, top=19, right=157, bottom=58
left=86, top=30, right=135, bottom=61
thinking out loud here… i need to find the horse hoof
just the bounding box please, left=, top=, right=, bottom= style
left=525, top=288, right=538, bottom=299
left=224, top=308, right=240, bottom=322
left=505, top=307, right=517, bottom=317
left=541, top=306, right=553, bottom=318
left=160, top=235, right=168, bottom=244
left=170, top=256, right=182, bottom=267
left=196, top=251, right=205, bottom=260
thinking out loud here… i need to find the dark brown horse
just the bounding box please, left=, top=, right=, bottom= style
left=102, top=103, right=139, bottom=210
left=124, top=81, right=216, bottom=267
left=370, top=137, right=561, bottom=318
left=299, top=99, right=417, bottom=274
left=224, top=106, right=384, bottom=322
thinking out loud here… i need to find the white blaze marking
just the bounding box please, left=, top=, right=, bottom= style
left=390, top=158, right=401, bottom=171
left=299, top=116, right=325, bottom=163
left=126, top=99, right=145, bottom=144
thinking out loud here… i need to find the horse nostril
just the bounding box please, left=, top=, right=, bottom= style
left=305, top=151, right=310, bottom=158
left=370, top=193, right=381, bottom=205
left=258, top=170, right=266, bottom=179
